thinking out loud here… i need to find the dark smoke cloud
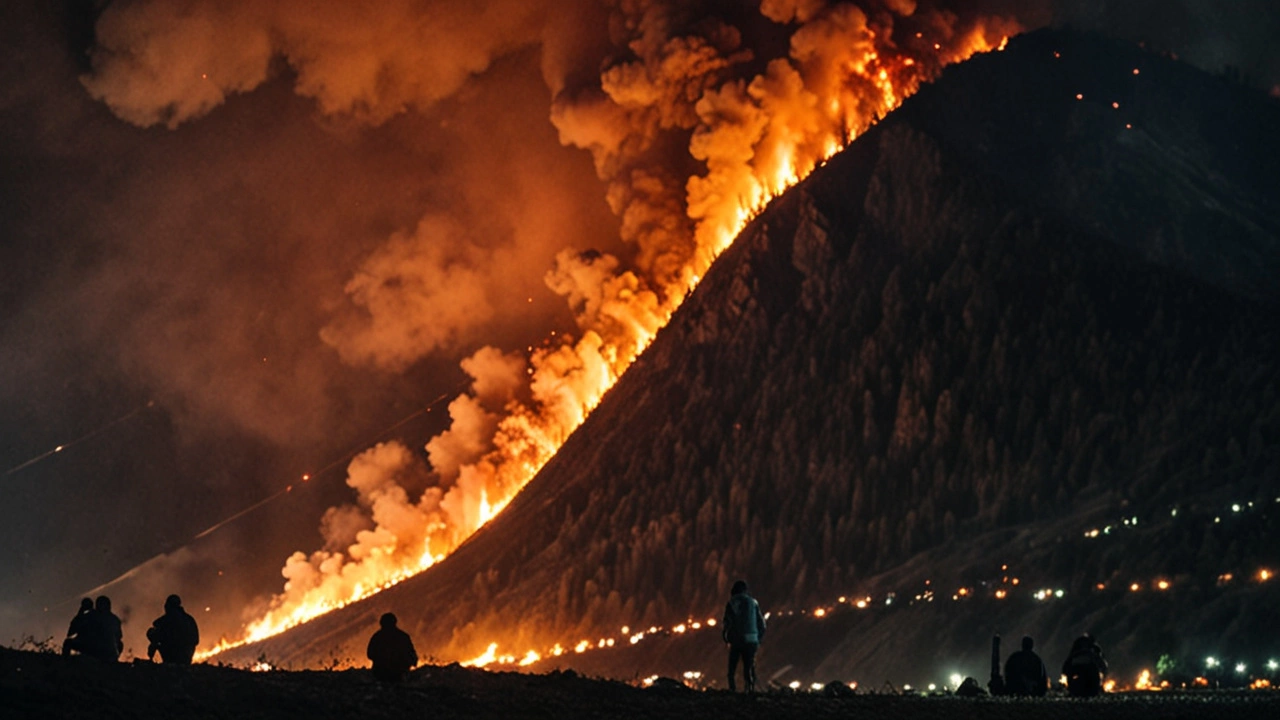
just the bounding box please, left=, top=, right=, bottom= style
left=0, top=0, right=615, bottom=646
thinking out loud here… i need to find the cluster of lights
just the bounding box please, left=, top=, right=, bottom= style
left=450, top=551, right=1274, bottom=678
left=440, top=486, right=1280, bottom=686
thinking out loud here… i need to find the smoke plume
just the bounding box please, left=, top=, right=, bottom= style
left=66, top=0, right=1279, bottom=656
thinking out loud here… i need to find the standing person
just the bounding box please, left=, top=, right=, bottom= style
left=146, top=594, right=200, bottom=664
left=366, top=613, right=418, bottom=683
left=1062, top=633, right=1108, bottom=697
left=85, top=596, right=123, bottom=662
left=61, top=598, right=95, bottom=656
left=1004, top=635, right=1049, bottom=696
left=721, top=579, right=766, bottom=692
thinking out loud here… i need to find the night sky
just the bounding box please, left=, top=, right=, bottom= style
left=2, top=0, right=1276, bottom=654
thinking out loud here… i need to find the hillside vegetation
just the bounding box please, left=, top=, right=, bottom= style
left=226, top=30, right=1280, bottom=685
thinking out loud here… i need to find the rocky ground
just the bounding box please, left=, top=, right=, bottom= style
left=4, top=647, right=1279, bottom=719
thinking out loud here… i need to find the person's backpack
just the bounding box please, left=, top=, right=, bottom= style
left=724, top=595, right=760, bottom=645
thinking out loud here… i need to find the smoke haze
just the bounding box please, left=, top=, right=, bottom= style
left=2, top=0, right=1275, bottom=653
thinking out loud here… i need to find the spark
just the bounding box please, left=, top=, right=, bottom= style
left=5, top=401, right=154, bottom=477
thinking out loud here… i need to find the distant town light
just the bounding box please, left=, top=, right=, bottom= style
left=789, top=681, right=801, bottom=690
left=928, top=684, right=937, bottom=692
left=1206, top=657, right=1218, bottom=668
left=950, top=673, right=963, bottom=687
left=1233, top=504, right=1242, bottom=513
left=1267, top=660, right=1278, bottom=671
left=1157, top=580, right=1170, bottom=590
left=811, top=683, right=824, bottom=691
left=1236, top=663, right=1247, bottom=674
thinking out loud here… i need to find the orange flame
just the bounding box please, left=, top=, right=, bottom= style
left=200, top=14, right=1019, bottom=662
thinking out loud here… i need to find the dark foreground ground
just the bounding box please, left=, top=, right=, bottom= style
left=3, top=648, right=1280, bottom=719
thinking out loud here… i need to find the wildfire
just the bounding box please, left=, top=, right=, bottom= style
left=199, top=7, right=1019, bottom=663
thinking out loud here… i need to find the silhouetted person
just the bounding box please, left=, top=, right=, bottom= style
left=721, top=579, right=766, bottom=692
left=61, top=598, right=95, bottom=656
left=83, top=595, right=123, bottom=662
left=988, top=634, right=1006, bottom=695
left=1004, top=635, right=1049, bottom=696
left=367, top=613, right=417, bottom=682
left=146, top=594, right=200, bottom=664
left=1062, top=633, right=1108, bottom=697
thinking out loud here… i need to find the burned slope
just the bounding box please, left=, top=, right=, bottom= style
left=227, top=29, right=1280, bottom=682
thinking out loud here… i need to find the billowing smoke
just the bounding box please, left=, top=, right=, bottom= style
left=82, top=0, right=558, bottom=128
left=66, top=0, right=1279, bottom=655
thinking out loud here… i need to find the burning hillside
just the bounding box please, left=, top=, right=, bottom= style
left=211, top=26, right=1280, bottom=686
left=120, top=1, right=1020, bottom=657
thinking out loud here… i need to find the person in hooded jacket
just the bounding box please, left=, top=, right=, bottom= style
left=1061, top=633, right=1108, bottom=696
left=146, top=594, right=200, bottom=664
left=721, top=579, right=766, bottom=692
left=367, top=613, right=418, bottom=683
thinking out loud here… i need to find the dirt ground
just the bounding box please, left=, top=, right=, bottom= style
left=3, top=647, right=1279, bottom=719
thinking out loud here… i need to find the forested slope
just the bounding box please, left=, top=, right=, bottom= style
left=227, top=29, right=1280, bottom=683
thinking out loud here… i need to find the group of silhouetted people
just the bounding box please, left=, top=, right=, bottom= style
left=53, top=581, right=1109, bottom=696
left=61, top=594, right=199, bottom=665
left=62, top=596, right=122, bottom=661
left=714, top=579, right=1111, bottom=697
left=60, top=591, right=418, bottom=680
left=992, top=632, right=1109, bottom=697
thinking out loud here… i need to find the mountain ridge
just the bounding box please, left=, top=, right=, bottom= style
left=217, top=28, right=1280, bottom=687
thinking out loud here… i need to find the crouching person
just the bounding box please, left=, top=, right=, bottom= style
left=367, top=613, right=418, bottom=683
left=147, top=594, right=200, bottom=664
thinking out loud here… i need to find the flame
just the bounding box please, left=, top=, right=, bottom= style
left=200, top=10, right=1020, bottom=662
left=1136, top=669, right=1153, bottom=690
left=462, top=642, right=498, bottom=668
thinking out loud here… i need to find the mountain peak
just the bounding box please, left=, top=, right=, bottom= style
left=221, top=28, right=1280, bottom=689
